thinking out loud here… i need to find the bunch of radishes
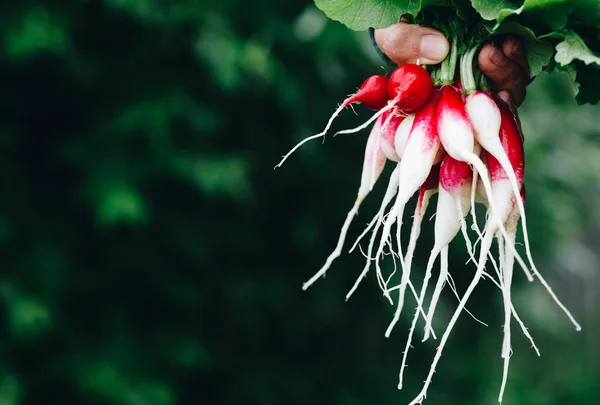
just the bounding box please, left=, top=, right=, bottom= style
left=276, top=41, right=581, bottom=404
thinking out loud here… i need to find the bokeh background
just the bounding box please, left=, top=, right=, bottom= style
left=0, top=1, right=598, bottom=404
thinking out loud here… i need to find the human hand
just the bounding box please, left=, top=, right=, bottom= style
left=373, top=22, right=530, bottom=106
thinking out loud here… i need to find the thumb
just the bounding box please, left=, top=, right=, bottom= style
left=374, top=22, right=449, bottom=65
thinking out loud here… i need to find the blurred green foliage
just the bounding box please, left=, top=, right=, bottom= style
left=0, top=1, right=598, bottom=404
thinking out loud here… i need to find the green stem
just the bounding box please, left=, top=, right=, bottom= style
left=460, top=45, right=479, bottom=95
left=447, top=33, right=459, bottom=83
left=440, top=33, right=458, bottom=84
left=477, top=67, right=490, bottom=92
left=430, top=64, right=442, bottom=86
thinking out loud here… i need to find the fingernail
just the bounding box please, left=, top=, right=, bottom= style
left=420, top=34, right=448, bottom=62
left=490, top=48, right=509, bottom=67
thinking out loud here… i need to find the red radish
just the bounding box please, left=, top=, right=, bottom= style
left=347, top=109, right=416, bottom=299
left=388, top=64, right=433, bottom=112
left=348, top=112, right=415, bottom=262
left=422, top=153, right=478, bottom=341
left=466, top=91, right=526, bottom=249
left=435, top=85, right=529, bottom=280
left=335, top=67, right=432, bottom=139
left=379, top=110, right=404, bottom=162
left=302, top=112, right=387, bottom=291
left=346, top=75, right=390, bottom=110
left=374, top=91, right=441, bottom=296
left=393, top=113, right=415, bottom=158
left=407, top=89, right=535, bottom=403
left=483, top=97, right=581, bottom=331
left=397, top=154, right=476, bottom=389
left=385, top=165, right=440, bottom=339
left=347, top=114, right=425, bottom=305
left=275, top=75, right=390, bottom=168
left=396, top=155, right=475, bottom=390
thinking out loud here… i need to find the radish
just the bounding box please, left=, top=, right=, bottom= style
left=405, top=86, right=535, bottom=405
left=379, top=110, right=404, bottom=162
left=435, top=84, right=531, bottom=280
left=422, top=153, right=477, bottom=342
left=346, top=75, right=390, bottom=110
left=374, top=90, right=441, bottom=297
left=481, top=97, right=581, bottom=331
left=334, top=65, right=433, bottom=140
left=385, top=165, right=440, bottom=339
left=394, top=153, right=475, bottom=389
left=280, top=15, right=584, bottom=401
left=393, top=113, right=415, bottom=160
left=387, top=64, right=433, bottom=113
left=347, top=113, right=416, bottom=300
left=275, top=75, right=390, bottom=168
left=302, top=112, right=387, bottom=291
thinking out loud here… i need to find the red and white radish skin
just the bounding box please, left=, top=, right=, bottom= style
left=349, top=113, right=415, bottom=259
left=302, top=113, right=387, bottom=291
left=423, top=154, right=477, bottom=341
left=385, top=165, right=440, bottom=339
left=394, top=113, right=416, bottom=159
left=336, top=64, right=432, bottom=140
left=379, top=110, right=405, bottom=162
left=408, top=92, right=532, bottom=404
left=397, top=155, right=474, bottom=390
left=466, top=91, right=530, bottom=258
left=374, top=91, right=441, bottom=295
left=346, top=114, right=419, bottom=303
left=485, top=98, right=580, bottom=331
left=435, top=85, right=527, bottom=280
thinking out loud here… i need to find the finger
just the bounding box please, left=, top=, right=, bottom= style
left=374, top=22, right=449, bottom=65
left=478, top=43, right=528, bottom=106
left=502, top=35, right=529, bottom=76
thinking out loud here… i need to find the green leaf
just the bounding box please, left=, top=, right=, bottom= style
left=314, top=0, right=419, bottom=30
left=490, top=21, right=553, bottom=76
left=545, top=30, right=600, bottom=104
left=451, top=0, right=476, bottom=22
left=554, top=29, right=600, bottom=66
left=469, top=0, right=522, bottom=20
left=313, top=0, right=453, bottom=31
left=572, top=0, right=600, bottom=27
left=560, top=64, right=580, bottom=98
left=494, top=0, right=574, bottom=31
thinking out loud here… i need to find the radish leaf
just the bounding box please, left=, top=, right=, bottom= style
left=469, top=0, right=522, bottom=20
left=494, top=0, right=574, bottom=31
left=314, top=0, right=423, bottom=31
left=554, top=30, right=600, bottom=66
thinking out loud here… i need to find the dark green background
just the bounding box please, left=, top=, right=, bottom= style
left=0, top=1, right=598, bottom=404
